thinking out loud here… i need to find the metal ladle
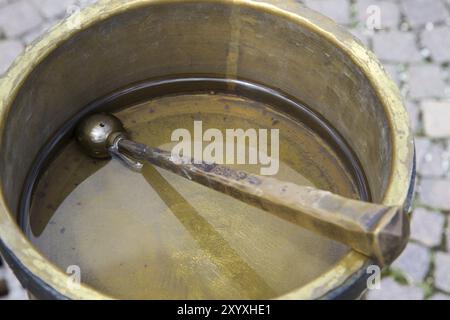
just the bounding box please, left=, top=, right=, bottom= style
left=75, top=113, right=409, bottom=266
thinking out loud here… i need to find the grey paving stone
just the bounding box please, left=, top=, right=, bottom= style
left=355, top=0, right=401, bottom=29
left=405, top=101, right=420, bottom=132
left=434, top=251, right=450, bottom=293
left=415, top=138, right=432, bottom=169
left=410, top=208, right=445, bottom=247
left=366, top=278, right=424, bottom=300
left=349, top=28, right=371, bottom=48
left=429, top=293, right=450, bottom=300
left=418, top=178, right=450, bottom=210
left=408, top=65, right=446, bottom=100
left=0, top=39, right=24, bottom=74
left=30, top=0, right=77, bottom=20
left=417, top=141, right=450, bottom=177
left=0, top=0, right=44, bottom=38
left=304, top=0, right=351, bottom=25
left=22, top=20, right=56, bottom=45
left=384, top=64, right=401, bottom=85
left=422, top=100, right=450, bottom=137
left=78, top=0, right=98, bottom=9
left=401, top=0, right=449, bottom=28
left=0, top=263, right=27, bottom=300
left=421, top=26, right=450, bottom=63
left=372, top=31, right=422, bottom=63
left=392, top=242, right=430, bottom=283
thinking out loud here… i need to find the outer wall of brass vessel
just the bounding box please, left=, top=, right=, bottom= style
left=0, top=0, right=415, bottom=299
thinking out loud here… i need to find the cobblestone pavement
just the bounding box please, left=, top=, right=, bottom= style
left=0, top=0, right=449, bottom=300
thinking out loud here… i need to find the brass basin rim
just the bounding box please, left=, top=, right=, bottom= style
left=0, top=0, right=414, bottom=300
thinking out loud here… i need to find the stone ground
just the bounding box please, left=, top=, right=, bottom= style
left=0, top=0, right=449, bottom=300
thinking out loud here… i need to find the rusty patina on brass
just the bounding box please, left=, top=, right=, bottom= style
left=0, top=0, right=414, bottom=299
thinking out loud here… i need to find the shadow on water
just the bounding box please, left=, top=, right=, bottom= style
left=141, top=164, right=277, bottom=299
left=28, top=142, right=108, bottom=237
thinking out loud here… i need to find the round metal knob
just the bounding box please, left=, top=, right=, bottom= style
left=75, top=113, right=125, bottom=158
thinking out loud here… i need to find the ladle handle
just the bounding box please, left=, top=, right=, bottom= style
left=118, top=138, right=409, bottom=266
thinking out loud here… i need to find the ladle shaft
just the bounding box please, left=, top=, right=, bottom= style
left=117, top=137, right=409, bottom=266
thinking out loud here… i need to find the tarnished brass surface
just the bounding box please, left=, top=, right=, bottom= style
left=0, top=0, right=414, bottom=299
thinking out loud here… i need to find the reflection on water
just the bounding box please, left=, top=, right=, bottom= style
left=25, top=93, right=356, bottom=299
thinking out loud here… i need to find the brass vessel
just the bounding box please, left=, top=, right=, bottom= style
left=0, top=0, right=414, bottom=299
